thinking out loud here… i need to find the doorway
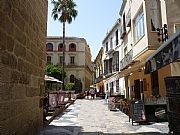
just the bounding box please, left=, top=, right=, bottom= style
left=151, top=70, right=159, bottom=97
left=134, top=79, right=141, bottom=100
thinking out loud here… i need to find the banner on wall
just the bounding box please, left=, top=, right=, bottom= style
left=145, top=30, right=180, bottom=74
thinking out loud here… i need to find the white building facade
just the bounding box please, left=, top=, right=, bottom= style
left=102, top=21, right=126, bottom=96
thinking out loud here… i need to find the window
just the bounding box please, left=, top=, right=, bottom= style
left=110, top=82, right=114, bottom=95
left=116, top=80, right=119, bottom=92
left=134, top=8, right=144, bottom=42
left=113, top=51, right=119, bottom=72
left=123, top=13, right=126, bottom=32
left=46, top=43, right=53, bottom=51
left=104, top=60, right=108, bottom=75
left=59, top=56, right=63, bottom=64
left=110, top=37, right=113, bottom=49
left=58, top=43, right=63, bottom=51
left=116, top=30, right=119, bottom=45
left=150, top=0, right=160, bottom=31
left=70, top=56, right=75, bottom=64
left=109, top=58, right=112, bottom=73
left=105, top=42, right=108, bottom=52
left=47, top=56, right=51, bottom=64
left=69, top=43, right=76, bottom=52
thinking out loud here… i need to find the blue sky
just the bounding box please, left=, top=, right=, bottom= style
left=47, top=0, right=122, bottom=60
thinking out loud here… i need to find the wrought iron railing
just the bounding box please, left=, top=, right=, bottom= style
left=120, top=49, right=133, bottom=70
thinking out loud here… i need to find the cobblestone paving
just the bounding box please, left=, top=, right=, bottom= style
left=38, top=99, right=169, bottom=135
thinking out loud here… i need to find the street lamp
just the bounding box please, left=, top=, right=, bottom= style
left=157, top=24, right=168, bottom=43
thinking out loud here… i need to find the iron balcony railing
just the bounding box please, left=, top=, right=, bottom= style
left=120, top=49, right=133, bottom=70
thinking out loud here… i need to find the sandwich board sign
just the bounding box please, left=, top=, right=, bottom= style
left=131, top=100, right=146, bottom=125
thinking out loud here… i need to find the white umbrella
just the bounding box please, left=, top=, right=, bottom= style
left=44, top=75, right=63, bottom=83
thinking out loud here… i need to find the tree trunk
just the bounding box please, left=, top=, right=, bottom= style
left=62, top=22, right=65, bottom=90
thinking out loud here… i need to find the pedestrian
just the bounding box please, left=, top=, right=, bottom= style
left=89, top=88, right=95, bottom=99
left=105, top=90, right=110, bottom=103
left=87, top=90, right=89, bottom=99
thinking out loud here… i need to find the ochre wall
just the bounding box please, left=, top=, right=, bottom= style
left=158, top=64, right=171, bottom=97
left=0, top=0, right=47, bottom=134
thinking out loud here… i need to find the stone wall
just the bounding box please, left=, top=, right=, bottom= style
left=165, top=0, right=180, bottom=35
left=0, top=0, right=47, bottom=135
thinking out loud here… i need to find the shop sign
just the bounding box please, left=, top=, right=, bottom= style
left=145, top=30, right=180, bottom=74
left=155, top=108, right=166, bottom=119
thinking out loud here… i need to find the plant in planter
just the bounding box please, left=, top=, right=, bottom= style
left=65, top=83, right=75, bottom=100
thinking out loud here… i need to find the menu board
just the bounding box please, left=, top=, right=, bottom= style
left=131, top=100, right=146, bottom=125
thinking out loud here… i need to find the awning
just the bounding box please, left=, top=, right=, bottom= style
left=44, top=75, right=63, bottom=83
left=145, top=30, right=180, bottom=74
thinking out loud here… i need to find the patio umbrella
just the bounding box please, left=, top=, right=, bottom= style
left=44, top=75, right=63, bottom=83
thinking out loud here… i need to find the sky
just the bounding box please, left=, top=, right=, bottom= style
left=47, top=0, right=122, bottom=60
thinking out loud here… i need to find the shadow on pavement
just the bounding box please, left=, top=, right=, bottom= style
left=38, top=125, right=168, bottom=135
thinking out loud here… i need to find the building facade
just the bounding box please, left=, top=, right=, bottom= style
left=118, top=0, right=180, bottom=106
left=93, top=47, right=104, bottom=96
left=102, top=20, right=126, bottom=96
left=0, top=0, right=48, bottom=134
left=46, top=36, right=92, bottom=91
left=117, top=0, right=167, bottom=104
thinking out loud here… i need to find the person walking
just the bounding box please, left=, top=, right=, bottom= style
left=105, top=90, right=110, bottom=104
left=89, top=88, right=95, bottom=100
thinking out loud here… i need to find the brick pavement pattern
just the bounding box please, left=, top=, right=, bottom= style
left=38, top=99, right=169, bottom=135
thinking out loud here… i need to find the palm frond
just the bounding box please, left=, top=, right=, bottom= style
left=71, top=9, right=78, bottom=19
left=67, top=16, right=72, bottom=24
left=53, top=13, right=58, bottom=20
left=51, top=0, right=77, bottom=23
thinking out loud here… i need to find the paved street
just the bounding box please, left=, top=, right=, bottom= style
left=38, top=99, right=169, bottom=135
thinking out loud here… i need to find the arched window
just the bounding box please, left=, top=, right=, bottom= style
left=46, top=43, right=53, bottom=51
left=70, top=74, right=75, bottom=83
left=58, top=43, right=64, bottom=51
left=69, top=43, right=76, bottom=52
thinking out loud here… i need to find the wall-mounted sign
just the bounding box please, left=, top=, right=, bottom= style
left=145, top=30, right=180, bottom=74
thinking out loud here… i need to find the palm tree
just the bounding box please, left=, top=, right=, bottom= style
left=52, top=0, right=78, bottom=90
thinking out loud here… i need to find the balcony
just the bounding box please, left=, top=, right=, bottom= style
left=126, top=8, right=131, bottom=27
left=120, top=49, right=133, bottom=70
left=107, top=48, right=114, bottom=54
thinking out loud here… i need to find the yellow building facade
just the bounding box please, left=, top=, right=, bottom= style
left=93, top=47, right=105, bottom=97
left=46, top=36, right=92, bottom=92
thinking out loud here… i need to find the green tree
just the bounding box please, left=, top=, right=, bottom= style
left=45, top=64, right=66, bottom=81
left=65, top=82, right=75, bottom=91
left=52, top=0, right=78, bottom=90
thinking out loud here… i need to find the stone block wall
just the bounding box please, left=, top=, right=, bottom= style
left=0, top=0, right=47, bottom=135
left=165, top=0, right=180, bottom=35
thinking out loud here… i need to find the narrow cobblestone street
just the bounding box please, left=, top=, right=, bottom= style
left=38, top=99, right=169, bottom=135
